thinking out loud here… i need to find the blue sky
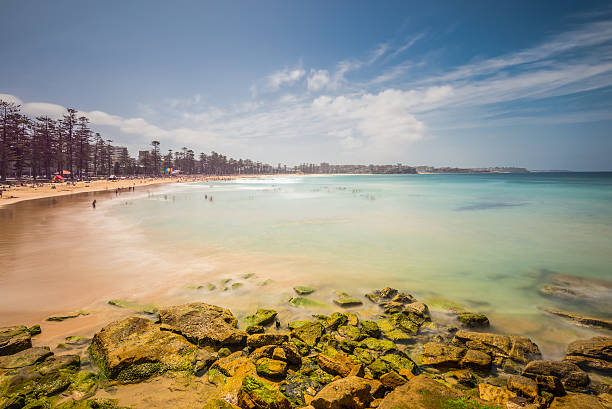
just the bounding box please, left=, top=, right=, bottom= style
left=1, top=1, right=612, bottom=170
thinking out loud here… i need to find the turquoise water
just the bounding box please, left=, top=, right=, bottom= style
left=112, top=173, right=612, bottom=325
left=2, top=172, right=610, bottom=358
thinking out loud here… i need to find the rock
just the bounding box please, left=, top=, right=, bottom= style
left=422, top=342, right=466, bottom=367
left=69, top=371, right=98, bottom=400
left=280, top=372, right=324, bottom=407
left=46, top=311, right=90, bottom=321
left=246, top=325, right=265, bottom=335
left=255, top=357, right=287, bottom=378
left=382, top=329, right=411, bottom=342
left=333, top=292, right=363, bottom=307
left=247, top=333, right=289, bottom=349
left=195, top=348, right=218, bottom=372
left=89, top=316, right=197, bottom=383
left=65, top=335, right=91, bottom=345
left=346, top=313, right=359, bottom=326
left=27, top=325, right=41, bottom=336
left=378, top=375, right=462, bottom=409
left=549, top=392, right=610, bottom=409
left=54, top=399, right=130, bottom=409
left=315, top=313, right=348, bottom=331
left=460, top=349, right=492, bottom=371
left=507, top=375, right=539, bottom=400
left=405, top=302, right=429, bottom=317
left=317, top=349, right=360, bottom=377
left=522, top=360, right=589, bottom=391
left=289, top=297, right=330, bottom=309
left=564, top=336, right=612, bottom=375
left=291, top=322, right=324, bottom=347
left=478, top=383, right=517, bottom=405
left=204, top=398, right=242, bottom=409
left=159, top=302, right=247, bottom=347
left=289, top=321, right=312, bottom=331
left=457, top=313, right=490, bottom=328
left=542, top=308, right=612, bottom=331
left=107, top=299, right=158, bottom=314
left=453, top=330, right=541, bottom=364
left=250, top=344, right=301, bottom=366
left=359, top=338, right=396, bottom=353
left=310, top=376, right=373, bottom=409
left=0, top=346, right=52, bottom=369
left=0, top=326, right=32, bottom=356
left=239, top=376, right=291, bottom=409
left=0, top=365, right=74, bottom=402
left=294, top=286, right=315, bottom=295
left=244, top=309, right=278, bottom=327
left=337, top=326, right=364, bottom=342
left=380, top=353, right=417, bottom=375
left=38, top=354, right=80, bottom=374
left=359, top=321, right=381, bottom=338
left=379, top=371, right=407, bottom=388
left=447, top=369, right=477, bottom=387
left=368, top=359, right=392, bottom=377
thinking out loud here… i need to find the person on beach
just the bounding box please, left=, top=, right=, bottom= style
left=92, top=200, right=96, bottom=208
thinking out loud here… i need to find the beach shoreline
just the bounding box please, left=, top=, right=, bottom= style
left=0, top=174, right=294, bottom=208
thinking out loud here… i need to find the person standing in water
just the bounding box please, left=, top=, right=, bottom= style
left=92, top=200, right=96, bottom=208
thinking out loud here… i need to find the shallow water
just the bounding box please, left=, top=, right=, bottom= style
left=1, top=173, right=611, bottom=359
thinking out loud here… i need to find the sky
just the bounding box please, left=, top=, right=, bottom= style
left=1, top=0, right=612, bottom=170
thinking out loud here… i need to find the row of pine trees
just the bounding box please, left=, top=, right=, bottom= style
left=0, top=100, right=274, bottom=181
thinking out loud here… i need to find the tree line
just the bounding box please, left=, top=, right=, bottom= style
left=0, top=100, right=276, bottom=182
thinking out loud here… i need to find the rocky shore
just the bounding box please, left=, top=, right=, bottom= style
left=1, top=287, right=610, bottom=409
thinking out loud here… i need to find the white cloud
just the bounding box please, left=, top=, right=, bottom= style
left=267, top=67, right=306, bottom=90
left=307, top=69, right=330, bottom=91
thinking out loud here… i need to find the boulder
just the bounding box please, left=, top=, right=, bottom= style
left=542, top=308, right=612, bottom=331
left=522, top=360, right=589, bottom=391
left=255, top=357, right=287, bottom=378
left=379, top=371, right=407, bottom=388
left=360, top=321, right=381, bottom=338
left=333, top=292, right=363, bottom=307
left=380, top=353, right=417, bottom=375
left=422, top=342, right=466, bottom=367
left=250, top=344, right=301, bottom=366
left=311, top=376, right=373, bottom=409
left=457, top=313, right=490, bottom=328
left=280, top=372, right=324, bottom=407
left=453, top=330, right=541, bottom=364
left=159, top=303, right=247, bottom=347
left=317, top=349, right=360, bottom=377
left=247, top=333, right=289, bottom=349
left=38, top=354, right=80, bottom=374
left=294, top=286, right=315, bottom=295
left=239, top=376, right=291, bottom=409
left=478, top=383, right=517, bottom=405
left=507, top=375, right=539, bottom=400
left=549, top=393, right=610, bottom=409
left=0, top=346, right=52, bottom=369
left=0, top=326, right=32, bottom=356
left=89, top=316, right=197, bottom=383
left=291, top=322, right=324, bottom=347
left=460, top=349, right=492, bottom=371
left=564, top=336, right=612, bottom=375
left=378, top=375, right=462, bottom=409
left=244, top=309, right=278, bottom=327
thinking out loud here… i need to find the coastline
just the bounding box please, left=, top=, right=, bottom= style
left=0, top=174, right=293, bottom=208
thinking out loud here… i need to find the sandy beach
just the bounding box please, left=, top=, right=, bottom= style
left=0, top=174, right=290, bottom=208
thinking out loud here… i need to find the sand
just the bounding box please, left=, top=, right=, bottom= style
left=0, top=174, right=287, bottom=208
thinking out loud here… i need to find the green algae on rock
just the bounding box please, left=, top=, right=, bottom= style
left=289, top=297, right=330, bottom=309
left=333, top=291, right=363, bottom=307
left=293, top=286, right=315, bottom=295
left=239, top=376, right=291, bottom=409
left=46, top=311, right=91, bottom=322
left=291, top=322, right=324, bottom=347
left=457, top=313, right=490, bottom=328
left=108, top=299, right=158, bottom=314
left=244, top=309, right=278, bottom=327
left=89, top=316, right=197, bottom=383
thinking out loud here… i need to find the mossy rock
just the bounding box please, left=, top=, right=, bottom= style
left=383, top=329, right=412, bottom=342
left=289, top=338, right=310, bottom=356
left=27, top=325, right=42, bottom=336
left=457, top=313, right=490, bottom=328
left=360, top=320, right=381, bottom=338
left=353, top=347, right=375, bottom=365
left=107, top=299, right=158, bottom=314
left=231, top=283, right=244, bottom=290
left=255, top=358, right=287, bottom=379
left=424, top=296, right=466, bottom=313
left=315, top=312, right=348, bottom=330
left=204, top=398, right=241, bottom=409
left=239, top=376, right=291, bottom=409
left=187, top=284, right=203, bottom=290
left=332, top=291, right=363, bottom=307
left=0, top=346, right=52, bottom=369
left=46, top=311, right=90, bottom=322
left=293, top=286, right=315, bottom=295
left=337, top=325, right=365, bottom=342
left=289, top=297, right=330, bottom=309
left=288, top=321, right=311, bottom=331
left=207, top=283, right=217, bottom=291
left=368, top=358, right=392, bottom=377
left=244, top=309, right=278, bottom=327
left=246, top=325, right=265, bottom=334
left=279, top=372, right=323, bottom=407
left=242, top=273, right=256, bottom=279
left=69, top=371, right=98, bottom=399
left=291, top=322, right=324, bottom=347
left=54, top=398, right=130, bottom=409
left=346, top=312, right=359, bottom=326
left=381, top=353, right=418, bottom=374
left=65, top=336, right=91, bottom=345
left=360, top=337, right=397, bottom=353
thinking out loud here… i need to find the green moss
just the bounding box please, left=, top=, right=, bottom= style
left=424, top=297, right=466, bottom=313
left=207, top=283, right=217, bottom=291
left=360, top=320, right=381, bottom=337
left=241, top=376, right=288, bottom=405
left=244, top=309, right=277, bottom=327
left=208, top=367, right=228, bottom=386
left=65, top=336, right=90, bottom=345
left=368, top=359, right=391, bottom=377
left=353, top=347, right=375, bottom=365
left=218, top=348, right=231, bottom=358
left=231, top=283, right=244, bottom=290
left=107, top=299, right=157, bottom=314
left=288, top=320, right=311, bottom=330
left=360, top=337, right=397, bottom=353
left=46, top=311, right=90, bottom=321
left=69, top=372, right=98, bottom=398
left=28, top=325, right=42, bottom=336
left=242, top=273, right=256, bottom=279
left=293, top=286, right=315, bottom=295
left=381, top=353, right=417, bottom=374
left=441, top=397, right=501, bottom=409
left=338, top=325, right=364, bottom=341
left=114, top=362, right=165, bottom=383
left=187, top=284, right=203, bottom=290
left=289, top=297, right=330, bottom=309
